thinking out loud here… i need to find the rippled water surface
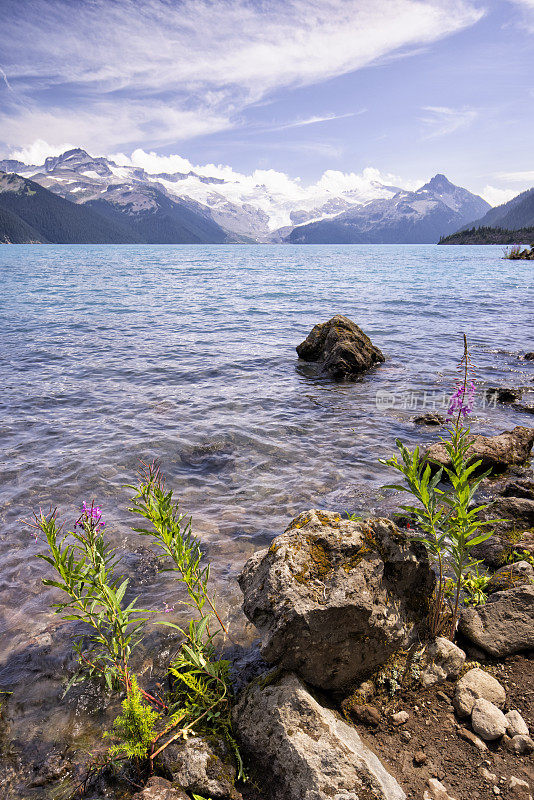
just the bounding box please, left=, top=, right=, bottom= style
left=0, top=243, right=532, bottom=791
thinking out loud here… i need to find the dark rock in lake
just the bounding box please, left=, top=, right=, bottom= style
left=523, top=352, right=534, bottom=361
left=487, top=387, right=523, bottom=404
left=296, top=315, right=385, bottom=381
left=458, top=585, right=534, bottom=657
left=232, top=671, right=406, bottom=800
left=425, top=426, right=534, bottom=476
left=238, top=510, right=434, bottom=692
left=512, top=402, right=534, bottom=415
left=413, top=412, right=445, bottom=426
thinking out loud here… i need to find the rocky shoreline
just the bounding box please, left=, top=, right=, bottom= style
left=1, top=317, right=533, bottom=800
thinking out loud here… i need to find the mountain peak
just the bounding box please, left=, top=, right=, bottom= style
left=423, top=174, right=456, bottom=192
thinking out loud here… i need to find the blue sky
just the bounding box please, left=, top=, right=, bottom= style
left=0, top=0, right=533, bottom=203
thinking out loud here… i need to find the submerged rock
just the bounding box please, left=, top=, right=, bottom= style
left=131, top=777, right=189, bottom=800
left=238, top=510, right=434, bottom=691
left=458, top=585, right=534, bottom=657
left=425, top=426, right=534, bottom=475
left=487, top=387, right=523, bottom=404
left=232, top=671, right=406, bottom=800
left=296, top=315, right=385, bottom=381
left=413, top=412, right=445, bottom=426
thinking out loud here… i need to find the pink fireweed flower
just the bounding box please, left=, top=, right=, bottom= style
left=446, top=380, right=475, bottom=422
left=75, top=501, right=105, bottom=529
left=162, top=602, right=174, bottom=613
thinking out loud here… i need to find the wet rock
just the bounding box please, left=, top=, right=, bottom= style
left=508, top=734, right=534, bottom=755
left=155, top=736, right=240, bottom=800
left=232, top=671, right=406, bottom=800
left=425, top=426, right=534, bottom=476
left=458, top=585, right=534, bottom=657
left=486, top=561, right=534, bottom=594
left=452, top=668, right=506, bottom=718
left=505, top=710, right=530, bottom=738
left=296, top=315, right=385, bottom=381
left=512, top=402, right=534, bottom=415
left=131, top=777, right=189, bottom=800
left=487, top=387, right=523, bottom=404
left=238, top=510, right=434, bottom=691
left=419, top=637, right=466, bottom=688
left=501, top=477, right=534, bottom=500
left=523, top=353, right=534, bottom=361
left=471, top=698, right=508, bottom=741
left=423, top=778, right=458, bottom=800
left=413, top=413, right=445, bottom=426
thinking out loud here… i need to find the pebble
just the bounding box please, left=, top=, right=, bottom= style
left=423, top=778, right=458, bottom=800
left=391, top=710, right=409, bottom=726
left=457, top=726, right=488, bottom=752
left=400, top=730, right=412, bottom=742
left=414, top=750, right=427, bottom=766
left=479, top=767, right=497, bottom=782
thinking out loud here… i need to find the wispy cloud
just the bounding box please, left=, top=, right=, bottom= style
left=420, top=105, right=478, bottom=138
left=508, top=0, right=534, bottom=32
left=274, top=112, right=362, bottom=130
left=494, top=169, right=534, bottom=182
left=0, top=0, right=484, bottom=152
left=480, top=185, right=522, bottom=206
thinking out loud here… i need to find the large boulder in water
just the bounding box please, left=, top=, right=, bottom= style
left=238, top=510, right=434, bottom=691
left=296, top=315, right=385, bottom=381
left=425, top=426, right=534, bottom=475
left=232, top=671, right=406, bottom=800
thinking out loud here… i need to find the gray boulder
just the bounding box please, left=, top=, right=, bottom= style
left=296, top=315, right=385, bottom=381
left=458, top=585, right=534, bottom=657
left=232, top=671, right=406, bottom=800
left=452, top=668, right=506, bottom=718
left=419, top=637, right=466, bottom=688
left=471, top=698, right=507, bottom=741
left=508, top=735, right=534, bottom=755
left=239, top=510, right=434, bottom=691
left=425, top=426, right=534, bottom=475
left=505, top=710, right=530, bottom=738
left=155, top=736, right=240, bottom=800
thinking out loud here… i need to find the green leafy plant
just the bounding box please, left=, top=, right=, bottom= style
left=30, top=503, right=151, bottom=694
left=503, top=548, right=534, bottom=567
left=461, top=564, right=490, bottom=606
left=381, top=335, right=496, bottom=639
left=106, top=674, right=159, bottom=761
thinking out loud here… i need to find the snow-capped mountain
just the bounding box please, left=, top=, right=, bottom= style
left=287, top=174, right=491, bottom=244
left=0, top=148, right=404, bottom=239
left=0, top=149, right=491, bottom=243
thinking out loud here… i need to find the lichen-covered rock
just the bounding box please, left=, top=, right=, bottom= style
left=155, top=736, right=240, bottom=800
left=452, top=668, right=506, bottom=718
left=131, top=777, right=189, bottom=800
left=425, top=426, right=534, bottom=475
left=238, top=510, right=434, bottom=691
left=419, top=637, right=466, bottom=688
left=232, top=671, right=406, bottom=800
left=458, top=585, right=534, bottom=657
left=486, top=561, right=534, bottom=594
left=471, top=698, right=507, bottom=741
left=296, top=315, right=385, bottom=381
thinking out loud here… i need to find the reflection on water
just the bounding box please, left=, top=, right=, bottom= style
left=0, top=243, right=532, bottom=794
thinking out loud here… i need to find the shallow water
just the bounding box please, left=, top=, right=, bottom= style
left=0, top=243, right=532, bottom=793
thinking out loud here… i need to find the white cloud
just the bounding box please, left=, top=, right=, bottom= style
left=420, top=106, right=478, bottom=138
left=480, top=185, right=520, bottom=206
left=509, top=0, right=534, bottom=30
left=0, top=0, right=484, bottom=151
left=8, top=139, right=74, bottom=165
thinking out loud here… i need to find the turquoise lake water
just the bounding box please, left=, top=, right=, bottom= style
left=0, top=243, right=532, bottom=782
